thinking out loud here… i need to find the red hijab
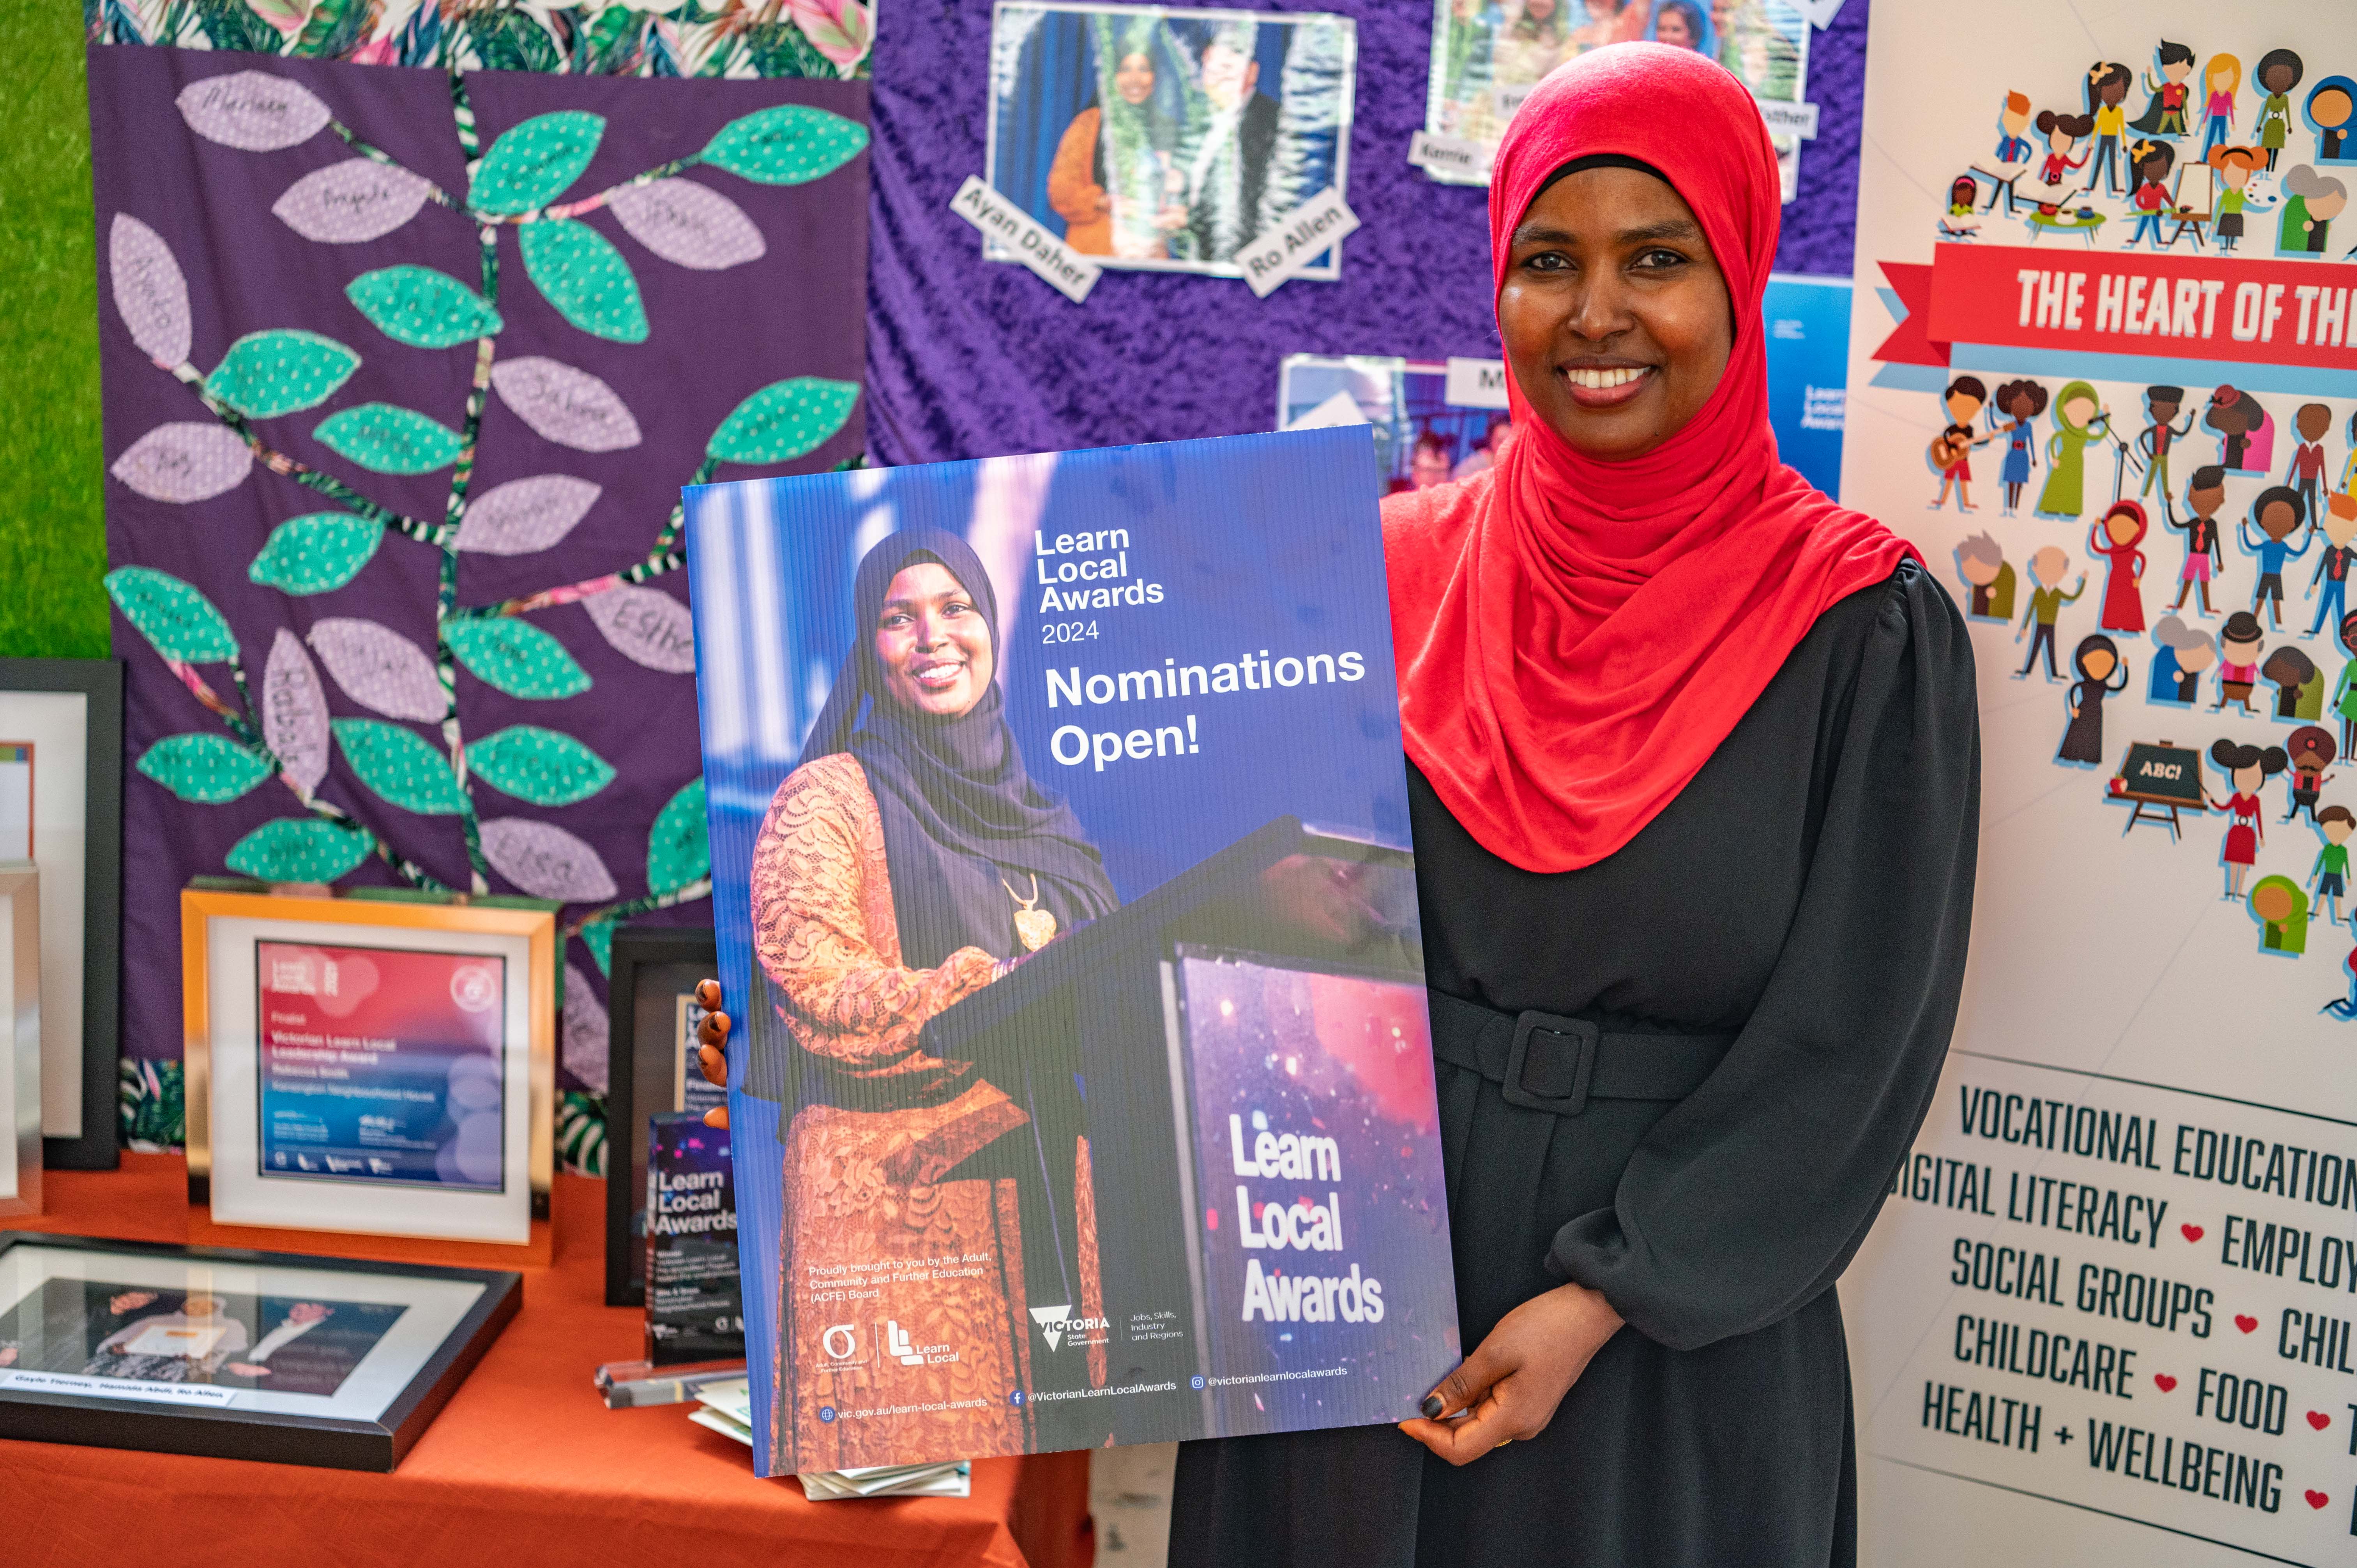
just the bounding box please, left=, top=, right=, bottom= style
left=1385, top=43, right=1916, bottom=874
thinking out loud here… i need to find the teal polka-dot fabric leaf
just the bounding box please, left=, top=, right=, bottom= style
left=226, top=817, right=371, bottom=883
left=249, top=512, right=384, bottom=595
left=104, top=567, right=239, bottom=663
left=579, top=918, right=614, bottom=977
left=469, top=110, right=606, bottom=216
left=700, top=104, right=867, bottom=186
left=136, top=733, right=272, bottom=803
left=518, top=218, right=648, bottom=343
left=646, top=775, right=708, bottom=894
left=705, top=376, right=859, bottom=464
left=466, top=724, right=615, bottom=805
left=346, top=266, right=504, bottom=349
left=312, top=403, right=463, bottom=474
left=446, top=616, right=593, bottom=699
left=203, top=329, right=360, bottom=419
left=332, top=717, right=469, bottom=815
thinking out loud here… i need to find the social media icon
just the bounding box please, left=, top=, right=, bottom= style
left=1190, top=1375, right=1206, bottom=1390
left=818, top=1406, right=837, bottom=1423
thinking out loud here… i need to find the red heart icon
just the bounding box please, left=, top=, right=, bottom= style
left=2153, top=1374, right=2177, bottom=1391
left=2305, top=1490, right=2329, bottom=1510
left=2310, top=1411, right=2332, bottom=1431
left=2180, top=1224, right=2203, bottom=1242
left=2235, top=1314, right=2258, bottom=1333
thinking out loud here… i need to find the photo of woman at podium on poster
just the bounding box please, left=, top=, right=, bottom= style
left=728, top=526, right=1121, bottom=1469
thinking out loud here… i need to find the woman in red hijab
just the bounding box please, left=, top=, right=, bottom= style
left=1171, top=43, right=1978, bottom=1568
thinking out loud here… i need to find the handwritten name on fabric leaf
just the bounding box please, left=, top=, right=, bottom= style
left=109, top=422, right=253, bottom=503
left=331, top=718, right=470, bottom=815
left=248, top=512, right=384, bottom=595
left=489, top=357, right=643, bottom=451
left=468, top=109, right=606, bottom=216
left=103, top=567, right=238, bottom=662
left=136, top=733, right=273, bottom=804
left=581, top=583, right=695, bottom=671
left=109, top=214, right=192, bottom=365
left=262, top=629, right=331, bottom=796
left=446, top=617, right=593, bottom=699
left=204, top=329, right=361, bottom=419
left=608, top=178, right=766, bottom=270
left=645, top=775, right=709, bottom=894
left=518, top=217, right=650, bottom=343
left=346, top=266, right=503, bottom=348
left=456, top=473, right=602, bottom=554
left=176, top=69, right=330, bottom=152
left=480, top=817, right=619, bottom=902
left=274, top=159, right=434, bottom=244
left=700, top=104, right=868, bottom=185
left=312, top=402, right=463, bottom=473
left=705, top=376, right=859, bottom=463
left=306, top=618, right=447, bottom=721
left=466, top=725, right=616, bottom=805
left=226, top=817, right=370, bottom=883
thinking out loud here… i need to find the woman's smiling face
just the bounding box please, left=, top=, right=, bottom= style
left=1114, top=52, right=1155, bottom=105
left=873, top=562, right=994, bottom=718
left=1497, top=164, right=1734, bottom=460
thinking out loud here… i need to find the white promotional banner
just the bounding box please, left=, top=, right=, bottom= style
left=1841, top=7, right=2357, bottom=1567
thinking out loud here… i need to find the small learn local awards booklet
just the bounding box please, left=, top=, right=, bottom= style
left=684, top=427, right=1459, bottom=1476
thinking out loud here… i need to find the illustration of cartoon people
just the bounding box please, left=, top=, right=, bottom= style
left=2016, top=545, right=2084, bottom=681
left=2242, top=485, right=2313, bottom=630
left=2125, top=139, right=2177, bottom=248
left=2206, top=386, right=2267, bottom=473
left=2307, top=75, right=2355, bottom=161
left=2035, top=109, right=2094, bottom=188
left=1993, top=379, right=2046, bottom=514
left=2342, top=411, right=2357, bottom=500
left=2256, top=49, right=2304, bottom=172
left=2087, top=61, right=2134, bottom=194
left=2150, top=615, right=2216, bottom=703
left=2205, top=144, right=2267, bottom=252
left=2308, top=485, right=2356, bottom=636
left=1930, top=377, right=1991, bottom=510
left=1940, top=176, right=1981, bottom=238
left=2279, top=166, right=2346, bottom=256
left=2090, top=500, right=2149, bottom=633
left=2037, top=380, right=2109, bottom=518
left=2289, top=402, right=2332, bottom=522
left=2215, top=611, right=2266, bottom=713
left=2266, top=645, right=2323, bottom=720
left=2334, top=612, right=2357, bottom=754
left=1955, top=532, right=2015, bottom=620
left=2130, top=42, right=2196, bottom=137
left=2137, top=386, right=2195, bottom=520
left=2208, top=739, right=2286, bottom=899
left=2200, top=54, right=2241, bottom=158
left=2311, top=804, right=2353, bottom=922
left=2171, top=464, right=2228, bottom=613
left=2249, top=876, right=2309, bottom=954
left=2058, top=634, right=2126, bottom=766
left=2284, top=725, right=2336, bottom=822
left=2323, top=942, right=2357, bottom=1017
left=1995, top=90, right=2035, bottom=163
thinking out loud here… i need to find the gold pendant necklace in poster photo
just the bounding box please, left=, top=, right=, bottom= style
left=1001, top=872, right=1057, bottom=952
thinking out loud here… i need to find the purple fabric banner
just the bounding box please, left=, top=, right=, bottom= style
left=863, top=0, right=1869, bottom=465
left=90, top=45, right=870, bottom=1095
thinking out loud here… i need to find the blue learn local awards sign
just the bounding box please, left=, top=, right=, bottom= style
left=1761, top=273, right=1851, bottom=498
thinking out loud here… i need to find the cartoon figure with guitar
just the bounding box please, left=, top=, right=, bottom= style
left=1930, top=378, right=1992, bottom=510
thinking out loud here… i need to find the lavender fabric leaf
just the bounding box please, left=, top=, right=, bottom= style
left=261, top=628, right=332, bottom=796
left=306, top=617, right=447, bottom=720
left=273, top=158, right=434, bottom=244
left=108, top=214, right=192, bottom=365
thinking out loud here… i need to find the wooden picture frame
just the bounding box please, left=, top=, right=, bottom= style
left=0, top=1230, right=518, bottom=1471
left=180, top=883, right=557, bottom=1266
left=0, top=867, right=40, bottom=1217
left=0, top=658, right=124, bottom=1172
left=603, top=923, right=718, bottom=1307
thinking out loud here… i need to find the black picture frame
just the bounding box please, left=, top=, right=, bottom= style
left=0, top=658, right=124, bottom=1171
left=604, top=923, right=718, bottom=1307
left=0, top=1230, right=519, bottom=1471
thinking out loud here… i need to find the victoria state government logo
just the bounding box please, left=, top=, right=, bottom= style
left=1028, top=1305, right=1110, bottom=1351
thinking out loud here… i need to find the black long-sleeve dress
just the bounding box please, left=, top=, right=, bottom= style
left=1170, top=562, right=1980, bottom=1568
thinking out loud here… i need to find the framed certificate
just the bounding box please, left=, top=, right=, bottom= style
left=0, top=1230, right=518, bottom=1470
left=602, top=923, right=718, bottom=1306
left=0, top=867, right=38, bottom=1217
left=181, top=885, right=557, bottom=1265
left=0, top=658, right=124, bottom=1172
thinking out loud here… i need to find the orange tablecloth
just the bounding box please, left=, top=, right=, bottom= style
left=0, top=1155, right=1092, bottom=1568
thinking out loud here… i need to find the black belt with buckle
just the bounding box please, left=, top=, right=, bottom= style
left=1427, top=991, right=1735, bottom=1117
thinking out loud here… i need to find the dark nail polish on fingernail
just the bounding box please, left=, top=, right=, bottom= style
left=1419, top=1394, right=1444, bottom=1419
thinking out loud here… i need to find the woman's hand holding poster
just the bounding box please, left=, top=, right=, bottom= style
left=682, top=428, right=1458, bottom=1476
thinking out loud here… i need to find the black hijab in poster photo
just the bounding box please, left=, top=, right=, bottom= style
left=797, top=527, right=1120, bottom=973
